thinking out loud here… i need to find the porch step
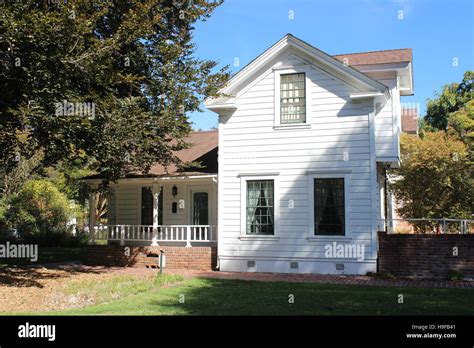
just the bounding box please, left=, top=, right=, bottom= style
left=84, top=245, right=217, bottom=270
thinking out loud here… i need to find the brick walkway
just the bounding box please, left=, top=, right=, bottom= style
left=164, top=269, right=474, bottom=289
left=26, top=263, right=474, bottom=289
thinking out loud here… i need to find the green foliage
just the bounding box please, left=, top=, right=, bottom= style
left=448, top=99, right=474, bottom=163
left=45, top=161, right=94, bottom=202
left=424, top=71, right=473, bottom=130
left=390, top=133, right=473, bottom=231
left=447, top=269, right=464, bottom=281
left=7, top=179, right=75, bottom=245
left=0, top=0, right=229, bottom=181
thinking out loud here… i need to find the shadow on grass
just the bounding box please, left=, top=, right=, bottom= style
left=0, top=264, right=107, bottom=288
left=141, top=277, right=474, bottom=316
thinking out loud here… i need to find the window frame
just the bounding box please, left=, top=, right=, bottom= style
left=279, top=72, right=306, bottom=125
left=240, top=173, right=280, bottom=239
left=274, top=67, right=312, bottom=130
left=307, top=172, right=351, bottom=240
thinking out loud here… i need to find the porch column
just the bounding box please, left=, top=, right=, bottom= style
left=89, top=192, right=97, bottom=244
left=151, top=184, right=159, bottom=246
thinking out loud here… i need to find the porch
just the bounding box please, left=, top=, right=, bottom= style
left=92, top=224, right=218, bottom=246
left=86, top=174, right=218, bottom=248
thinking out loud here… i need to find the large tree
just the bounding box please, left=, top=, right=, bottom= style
left=424, top=71, right=473, bottom=131
left=390, top=132, right=473, bottom=230
left=0, top=0, right=229, bottom=186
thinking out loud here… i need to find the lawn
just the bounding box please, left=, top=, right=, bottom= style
left=28, top=276, right=474, bottom=316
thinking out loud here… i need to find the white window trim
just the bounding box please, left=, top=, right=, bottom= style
left=307, top=172, right=352, bottom=240
left=274, top=67, right=312, bottom=129
left=240, top=173, right=280, bottom=239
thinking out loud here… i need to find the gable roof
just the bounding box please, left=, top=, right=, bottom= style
left=333, top=48, right=412, bottom=67
left=206, top=34, right=390, bottom=110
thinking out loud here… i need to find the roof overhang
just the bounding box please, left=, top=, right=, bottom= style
left=205, top=34, right=389, bottom=109
left=351, top=61, right=414, bottom=96
left=83, top=174, right=218, bottom=186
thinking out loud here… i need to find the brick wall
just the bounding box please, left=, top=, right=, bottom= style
left=378, top=232, right=474, bottom=279
left=84, top=245, right=217, bottom=270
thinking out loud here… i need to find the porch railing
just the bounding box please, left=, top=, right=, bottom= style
left=92, top=225, right=217, bottom=246
left=380, top=218, right=474, bottom=234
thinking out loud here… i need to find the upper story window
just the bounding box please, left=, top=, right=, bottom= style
left=280, top=73, right=306, bottom=124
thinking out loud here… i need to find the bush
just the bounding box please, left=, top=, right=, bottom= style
left=447, top=270, right=464, bottom=281
left=8, top=180, right=75, bottom=246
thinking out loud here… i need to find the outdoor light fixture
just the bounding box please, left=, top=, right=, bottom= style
left=172, top=185, right=178, bottom=197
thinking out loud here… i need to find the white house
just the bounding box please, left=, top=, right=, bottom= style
left=85, top=34, right=413, bottom=275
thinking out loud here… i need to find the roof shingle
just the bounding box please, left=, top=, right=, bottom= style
left=333, top=48, right=412, bottom=66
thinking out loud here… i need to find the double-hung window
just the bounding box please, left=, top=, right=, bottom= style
left=246, top=180, right=274, bottom=235
left=280, top=73, right=306, bottom=124
left=314, top=178, right=346, bottom=236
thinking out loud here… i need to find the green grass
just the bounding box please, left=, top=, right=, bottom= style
left=25, top=277, right=474, bottom=316
left=63, top=274, right=184, bottom=305
left=0, top=247, right=86, bottom=266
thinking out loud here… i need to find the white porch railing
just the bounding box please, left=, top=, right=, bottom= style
left=380, top=218, right=474, bottom=234
left=92, top=225, right=217, bottom=246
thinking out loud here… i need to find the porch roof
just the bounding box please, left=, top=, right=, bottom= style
left=84, top=130, right=218, bottom=180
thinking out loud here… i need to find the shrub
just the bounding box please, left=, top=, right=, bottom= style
left=447, top=270, right=464, bottom=281
left=8, top=180, right=74, bottom=246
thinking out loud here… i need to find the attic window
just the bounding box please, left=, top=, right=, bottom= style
left=280, top=73, right=306, bottom=124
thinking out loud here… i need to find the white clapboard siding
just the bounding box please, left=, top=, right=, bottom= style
left=219, top=52, right=380, bottom=267
left=107, top=191, right=117, bottom=224
left=116, top=186, right=138, bottom=225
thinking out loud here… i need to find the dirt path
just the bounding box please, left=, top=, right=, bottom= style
left=0, top=264, right=157, bottom=313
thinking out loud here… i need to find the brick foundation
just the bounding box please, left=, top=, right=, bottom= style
left=84, top=245, right=217, bottom=270
left=378, top=232, right=474, bottom=279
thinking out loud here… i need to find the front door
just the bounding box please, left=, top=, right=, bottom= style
left=192, top=192, right=209, bottom=225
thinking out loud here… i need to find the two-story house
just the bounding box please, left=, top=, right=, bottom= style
left=85, top=34, right=413, bottom=275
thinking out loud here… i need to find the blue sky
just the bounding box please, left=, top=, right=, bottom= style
left=189, top=0, right=474, bottom=130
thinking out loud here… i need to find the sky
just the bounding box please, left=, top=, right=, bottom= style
left=188, top=0, right=474, bottom=130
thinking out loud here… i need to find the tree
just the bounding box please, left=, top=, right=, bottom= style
left=390, top=132, right=473, bottom=232
left=0, top=0, right=229, bottom=183
left=424, top=71, right=473, bottom=130
left=7, top=180, right=74, bottom=245
left=447, top=99, right=474, bottom=162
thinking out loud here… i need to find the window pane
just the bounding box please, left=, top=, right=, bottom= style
left=280, top=73, right=306, bottom=124
left=246, top=180, right=274, bottom=235
left=314, top=178, right=345, bottom=235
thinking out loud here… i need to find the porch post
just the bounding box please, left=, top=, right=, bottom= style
left=186, top=226, right=192, bottom=247
left=89, top=192, right=97, bottom=244
left=151, top=184, right=159, bottom=246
